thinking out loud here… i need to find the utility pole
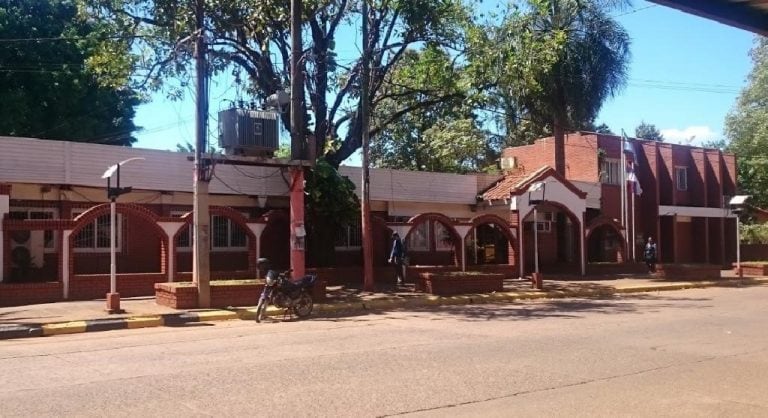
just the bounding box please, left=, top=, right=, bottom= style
left=289, top=0, right=306, bottom=279
left=192, top=0, right=211, bottom=307
left=360, top=0, right=375, bottom=292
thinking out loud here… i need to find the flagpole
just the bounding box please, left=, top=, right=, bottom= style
left=620, top=134, right=627, bottom=261
left=631, top=185, right=636, bottom=262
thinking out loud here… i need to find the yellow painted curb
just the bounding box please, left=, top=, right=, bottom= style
left=195, top=311, right=238, bottom=322
left=42, top=321, right=87, bottom=336
left=126, top=316, right=163, bottom=329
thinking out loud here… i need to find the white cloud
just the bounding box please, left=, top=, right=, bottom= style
left=660, top=126, right=719, bottom=145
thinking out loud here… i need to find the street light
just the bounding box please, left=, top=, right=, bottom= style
left=729, top=195, right=750, bottom=279
left=101, top=157, right=144, bottom=313
left=528, top=181, right=546, bottom=289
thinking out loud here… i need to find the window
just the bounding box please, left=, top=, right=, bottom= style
left=72, top=209, right=122, bottom=252
left=434, top=222, right=454, bottom=251
left=8, top=208, right=57, bottom=252
left=212, top=215, right=247, bottom=249
left=172, top=211, right=193, bottom=251
left=173, top=211, right=249, bottom=251
left=536, top=221, right=551, bottom=233
left=600, top=159, right=620, bottom=185
left=675, top=167, right=688, bottom=191
left=335, top=224, right=362, bottom=250
left=407, top=222, right=430, bottom=251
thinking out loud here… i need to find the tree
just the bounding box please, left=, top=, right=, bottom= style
left=0, top=0, right=140, bottom=145
left=304, top=159, right=360, bottom=266
left=486, top=0, right=630, bottom=174
left=85, top=0, right=471, bottom=165
left=726, top=37, right=768, bottom=208
left=635, top=121, right=664, bottom=141
left=370, top=47, right=494, bottom=173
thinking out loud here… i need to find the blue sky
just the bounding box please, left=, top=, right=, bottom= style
left=132, top=1, right=756, bottom=163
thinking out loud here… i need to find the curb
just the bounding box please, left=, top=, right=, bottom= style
left=2, top=278, right=766, bottom=341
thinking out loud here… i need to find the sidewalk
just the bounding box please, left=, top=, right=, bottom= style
left=2, top=273, right=766, bottom=340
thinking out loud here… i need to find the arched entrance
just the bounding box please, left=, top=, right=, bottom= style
left=260, top=210, right=290, bottom=271
left=70, top=203, right=168, bottom=275
left=465, top=214, right=515, bottom=267
left=174, top=206, right=258, bottom=274
left=586, top=220, right=625, bottom=263
left=405, top=213, right=462, bottom=266
left=520, top=202, right=582, bottom=275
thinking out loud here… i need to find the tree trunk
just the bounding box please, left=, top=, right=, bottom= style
left=553, top=114, right=566, bottom=176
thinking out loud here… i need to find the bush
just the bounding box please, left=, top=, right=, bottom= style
left=740, top=223, right=768, bottom=244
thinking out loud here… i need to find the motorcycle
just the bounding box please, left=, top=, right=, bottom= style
left=255, top=258, right=317, bottom=323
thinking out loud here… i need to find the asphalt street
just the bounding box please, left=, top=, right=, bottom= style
left=1, top=285, right=767, bottom=417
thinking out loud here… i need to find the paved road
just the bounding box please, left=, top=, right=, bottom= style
left=1, top=285, right=767, bottom=417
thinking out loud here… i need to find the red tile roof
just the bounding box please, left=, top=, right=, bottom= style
left=480, top=166, right=588, bottom=201
left=480, top=166, right=550, bottom=201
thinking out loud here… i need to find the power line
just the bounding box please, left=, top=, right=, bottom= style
left=0, top=34, right=153, bottom=43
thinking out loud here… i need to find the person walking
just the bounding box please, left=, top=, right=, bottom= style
left=389, top=232, right=406, bottom=285
left=644, top=236, right=657, bottom=273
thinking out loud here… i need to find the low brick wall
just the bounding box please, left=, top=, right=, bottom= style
left=70, top=273, right=167, bottom=299
left=417, top=272, right=504, bottom=296
left=732, top=262, right=768, bottom=276
left=586, top=262, right=647, bottom=275
left=655, top=264, right=721, bottom=281
left=0, top=282, right=63, bottom=307
left=155, top=279, right=326, bottom=309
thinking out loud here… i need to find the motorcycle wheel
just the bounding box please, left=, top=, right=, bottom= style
left=294, top=292, right=313, bottom=318
left=255, top=300, right=267, bottom=323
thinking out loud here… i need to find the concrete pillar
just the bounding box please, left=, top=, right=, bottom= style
left=247, top=223, right=266, bottom=277
left=454, top=225, right=472, bottom=272
left=62, top=230, right=72, bottom=299
left=580, top=213, right=586, bottom=276
left=159, top=222, right=183, bottom=282
left=0, top=192, right=8, bottom=283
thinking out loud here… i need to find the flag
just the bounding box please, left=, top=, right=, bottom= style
left=626, top=163, right=643, bottom=196
left=622, top=130, right=636, bottom=159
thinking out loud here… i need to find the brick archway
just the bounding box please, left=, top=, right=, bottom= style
left=585, top=216, right=624, bottom=240
left=174, top=206, right=260, bottom=274
left=469, top=214, right=516, bottom=243
left=69, top=203, right=169, bottom=276
left=586, top=216, right=626, bottom=263
left=519, top=201, right=583, bottom=274
left=467, top=214, right=518, bottom=267
left=405, top=212, right=462, bottom=266
left=259, top=210, right=290, bottom=270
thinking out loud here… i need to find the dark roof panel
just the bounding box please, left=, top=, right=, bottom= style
left=648, top=0, right=768, bottom=36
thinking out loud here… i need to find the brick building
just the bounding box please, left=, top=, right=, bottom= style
left=0, top=133, right=738, bottom=306
left=489, top=132, right=738, bottom=271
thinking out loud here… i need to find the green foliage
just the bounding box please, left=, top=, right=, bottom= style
left=304, top=158, right=360, bottom=266
left=726, top=38, right=768, bottom=208
left=480, top=0, right=630, bottom=147
left=740, top=223, right=768, bottom=244
left=85, top=0, right=473, bottom=166
left=304, top=159, right=359, bottom=226
left=0, top=0, right=140, bottom=145
left=635, top=121, right=664, bottom=141
left=371, top=46, right=494, bottom=173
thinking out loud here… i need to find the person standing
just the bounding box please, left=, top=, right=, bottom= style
left=644, top=236, right=657, bottom=273
left=389, top=232, right=406, bottom=285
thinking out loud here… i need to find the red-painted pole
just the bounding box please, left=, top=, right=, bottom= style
left=289, top=167, right=306, bottom=279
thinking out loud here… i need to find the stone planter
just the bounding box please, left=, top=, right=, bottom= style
left=155, top=279, right=326, bottom=309
left=417, top=272, right=504, bottom=296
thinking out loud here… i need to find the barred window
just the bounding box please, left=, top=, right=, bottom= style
left=72, top=210, right=122, bottom=252
left=335, top=224, right=362, bottom=250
